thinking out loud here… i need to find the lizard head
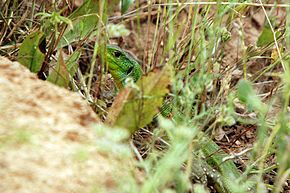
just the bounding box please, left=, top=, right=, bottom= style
left=106, top=44, right=142, bottom=88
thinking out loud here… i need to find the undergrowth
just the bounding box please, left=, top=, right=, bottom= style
left=0, top=0, right=289, bottom=192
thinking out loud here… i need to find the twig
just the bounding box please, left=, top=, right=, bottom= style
left=222, top=147, right=253, bottom=163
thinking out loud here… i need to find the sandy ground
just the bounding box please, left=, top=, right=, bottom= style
left=0, top=57, right=138, bottom=193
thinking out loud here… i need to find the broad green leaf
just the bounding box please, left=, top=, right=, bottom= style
left=59, top=0, right=99, bottom=48
left=47, top=50, right=69, bottom=88
left=69, top=0, right=99, bottom=19
left=18, top=30, right=46, bottom=73
left=58, top=0, right=119, bottom=48
left=69, top=0, right=119, bottom=19
left=106, top=64, right=173, bottom=133
left=121, top=0, right=134, bottom=14
left=59, top=15, right=99, bottom=48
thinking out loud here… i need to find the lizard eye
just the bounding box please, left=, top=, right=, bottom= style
left=113, top=51, right=122, bottom=58
left=127, top=66, right=134, bottom=75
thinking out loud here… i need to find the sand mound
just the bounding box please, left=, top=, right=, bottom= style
left=0, top=57, right=138, bottom=193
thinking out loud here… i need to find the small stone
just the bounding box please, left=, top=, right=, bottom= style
left=235, top=140, right=241, bottom=145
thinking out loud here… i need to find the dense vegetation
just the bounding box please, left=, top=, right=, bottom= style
left=0, top=0, right=289, bottom=192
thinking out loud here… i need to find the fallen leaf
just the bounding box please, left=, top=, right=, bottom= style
left=106, top=64, right=173, bottom=133
left=47, top=50, right=69, bottom=88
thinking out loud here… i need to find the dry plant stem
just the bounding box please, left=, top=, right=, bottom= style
left=126, top=2, right=290, bottom=20
left=274, top=168, right=290, bottom=193
left=157, top=2, right=290, bottom=8
left=5, top=8, right=29, bottom=40
left=110, top=2, right=290, bottom=23
left=29, top=0, right=36, bottom=29
left=149, top=4, right=161, bottom=69
left=252, top=53, right=286, bottom=82
left=140, top=128, right=170, bottom=147
left=130, top=141, right=144, bottom=164
left=155, top=6, right=168, bottom=67
left=143, top=0, right=152, bottom=72
left=0, top=43, right=21, bottom=50
left=38, top=23, right=67, bottom=79
left=257, top=124, right=280, bottom=192
left=185, top=141, right=194, bottom=180
left=86, top=2, right=105, bottom=99
left=111, top=2, right=290, bottom=22
left=0, top=3, right=10, bottom=45
left=221, top=147, right=253, bottom=163
left=237, top=20, right=247, bottom=80
left=77, top=68, right=93, bottom=102
left=186, top=3, right=198, bottom=74
left=258, top=0, right=286, bottom=72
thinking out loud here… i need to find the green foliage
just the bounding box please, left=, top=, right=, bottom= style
left=140, top=118, right=196, bottom=193
left=257, top=26, right=274, bottom=47
left=94, top=124, right=132, bottom=158
left=47, top=50, right=69, bottom=88
left=47, top=50, right=80, bottom=88
left=106, top=64, right=172, bottom=133
left=257, top=21, right=281, bottom=47
left=36, top=11, right=73, bottom=35
left=59, top=0, right=101, bottom=48
left=18, top=30, right=45, bottom=73
left=237, top=79, right=266, bottom=114
left=66, top=50, right=81, bottom=77
left=58, top=0, right=119, bottom=48
left=121, top=0, right=134, bottom=14
left=193, top=184, right=209, bottom=193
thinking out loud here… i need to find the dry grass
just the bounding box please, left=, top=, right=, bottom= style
left=0, top=0, right=289, bottom=192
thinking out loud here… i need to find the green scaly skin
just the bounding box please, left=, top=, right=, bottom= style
left=106, top=44, right=242, bottom=193
left=106, top=44, right=142, bottom=88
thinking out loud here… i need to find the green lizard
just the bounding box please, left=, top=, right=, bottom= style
left=106, top=44, right=142, bottom=88
left=105, top=44, right=248, bottom=193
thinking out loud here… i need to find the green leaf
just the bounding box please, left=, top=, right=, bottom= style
left=121, top=0, right=134, bottom=14
left=69, top=0, right=99, bottom=19
left=237, top=80, right=253, bottom=103
left=66, top=51, right=81, bottom=77
left=257, top=27, right=273, bottom=47
left=58, top=0, right=101, bottom=48
left=257, top=24, right=281, bottom=47
left=58, top=0, right=120, bottom=48
left=47, top=50, right=69, bottom=88
left=237, top=80, right=266, bottom=114
left=59, top=3, right=99, bottom=47
left=106, top=64, right=173, bottom=133
left=18, top=30, right=46, bottom=73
